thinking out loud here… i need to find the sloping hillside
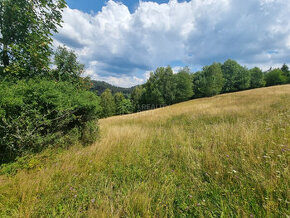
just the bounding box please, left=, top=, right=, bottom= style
left=91, top=80, right=135, bottom=95
left=0, top=85, right=289, bottom=217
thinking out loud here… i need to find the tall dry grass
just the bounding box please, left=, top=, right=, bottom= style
left=0, top=85, right=289, bottom=217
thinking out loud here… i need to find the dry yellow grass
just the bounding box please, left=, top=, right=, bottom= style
left=0, top=85, right=289, bottom=217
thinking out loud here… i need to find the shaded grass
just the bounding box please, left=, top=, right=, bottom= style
left=0, top=85, right=290, bottom=217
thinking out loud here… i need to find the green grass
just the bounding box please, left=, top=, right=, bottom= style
left=0, top=85, right=289, bottom=217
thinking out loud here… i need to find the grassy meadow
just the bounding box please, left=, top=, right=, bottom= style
left=0, top=85, right=289, bottom=217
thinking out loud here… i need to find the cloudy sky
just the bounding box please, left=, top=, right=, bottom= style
left=54, top=0, right=290, bottom=87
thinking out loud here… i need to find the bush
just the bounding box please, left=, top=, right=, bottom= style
left=0, top=79, right=101, bottom=163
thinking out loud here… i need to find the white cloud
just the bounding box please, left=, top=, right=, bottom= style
left=54, top=0, right=290, bottom=87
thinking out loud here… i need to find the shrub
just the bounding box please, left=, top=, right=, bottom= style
left=0, top=79, right=101, bottom=163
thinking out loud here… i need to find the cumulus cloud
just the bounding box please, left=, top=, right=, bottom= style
left=54, top=0, right=290, bottom=87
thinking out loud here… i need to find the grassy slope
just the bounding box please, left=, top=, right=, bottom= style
left=0, top=85, right=289, bottom=217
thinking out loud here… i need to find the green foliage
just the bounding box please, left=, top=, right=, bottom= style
left=0, top=0, right=66, bottom=80
left=91, top=80, right=134, bottom=96
left=249, top=67, right=265, bottom=88
left=281, top=64, right=290, bottom=83
left=265, top=69, right=286, bottom=86
left=0, top=79, right=101, bottom=163
left=143, top=67, right=176, bottom=105
left=100, top=89, right=116, bottom=117
left=117, top=99, right=133, bottom=115
left=222, top=59, right=250, bottom=92
left=281, top=64, right=289, bottom=74
left=114, top=92, right=125, bottom=110
left=131, top=86, right=145, bottom=112
left=114, top=92, right=132, bottom=115
left=194, top=63, right=224, bottom=97
left=51, top=46, right=85, bottom=85
left=174, top=67, right=194, bottom=103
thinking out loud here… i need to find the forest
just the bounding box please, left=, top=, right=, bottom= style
left=1, top=0, right=290, bottom=164
left=100, top=62, right=290, bottom=117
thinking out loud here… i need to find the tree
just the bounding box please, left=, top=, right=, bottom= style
left=114, top=92, right=125, bottom=115
left=131, top=86, right=145, bottom=112
left=249, top=67, right=265, bottom=88
left=281, top=64, right=289, bottom=74
left=221, top=59, right=250, bottom=92
left=52, top=46, right=86, bottom=86
left=174, top=67, right=194, bottom=102
left=194, top=63, right=224, bottom=97
left=265, top=69, right=286, bottom=86
left=143, top=74, right=164, bottom=105
left=0, top=0, right=66, bottom=80
left=100, top=89, right=116, bottom=117
left=281, top=64, right=290, bottom=83
left=117, top=99, right=133, bottom=115
left=143, top=66, right=176, bottom=106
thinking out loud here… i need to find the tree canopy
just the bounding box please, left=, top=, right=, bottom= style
left=142, top=67, right=176, bottom=106
left=100, top=89, right=116, bottom=118
left=222, top=59, right=250, bottom=92
left=194, top=63, right=224, bottom=97
left=0, top=0, right=66, bottom=80
left=174, top=67, right=194, bottom=102
left=52, top=46, right=86, bottom=86
left=249, top=67, right=265, bottom=89
left=265, top=69, right=286, bottom=86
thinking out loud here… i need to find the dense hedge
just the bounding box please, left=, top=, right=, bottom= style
left=0, top=79, right=101, bottom=163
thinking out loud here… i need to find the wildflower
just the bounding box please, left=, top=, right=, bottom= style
left=232, top=170, right=237, bottom=173
left=74, top=194, right=77, bottom=198
left=91, top=198, right=96, bottom=203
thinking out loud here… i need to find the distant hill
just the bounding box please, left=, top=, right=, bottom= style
left=90, top=80, right=136, bottom=96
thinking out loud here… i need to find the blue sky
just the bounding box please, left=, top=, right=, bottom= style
left=67, top=0, right=173, bottom=13
left=54, top=0, right=290, bottom=87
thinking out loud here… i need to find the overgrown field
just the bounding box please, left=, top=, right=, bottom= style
left=0, top=85, right=289, bottom=217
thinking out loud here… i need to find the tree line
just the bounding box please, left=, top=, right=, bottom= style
left=99, top=61, right=290, bottom=117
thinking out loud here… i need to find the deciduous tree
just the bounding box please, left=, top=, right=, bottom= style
left=0, top=0, right=66, bottom=79
left=174, top=67, right=194, bottom=102
left=100, top=89, right=116, bottom=117
left=249, top=67, right=265, bottom=88
left=265, top=69, right=286, bottom=86
left=194, top=63, right=224, bottom=97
